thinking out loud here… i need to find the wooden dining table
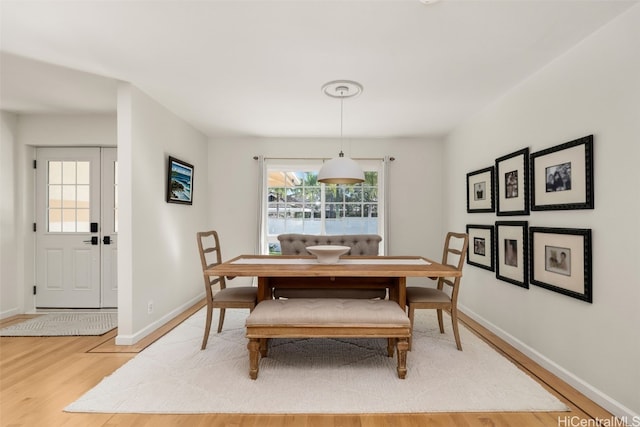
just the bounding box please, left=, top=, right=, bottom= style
left=205, top=255, right=461, bottom=309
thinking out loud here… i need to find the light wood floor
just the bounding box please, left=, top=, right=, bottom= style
left=0, top=300, right=615, bottom=427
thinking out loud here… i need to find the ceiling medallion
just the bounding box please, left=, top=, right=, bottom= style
left=321, top=80, right=363, bottom=99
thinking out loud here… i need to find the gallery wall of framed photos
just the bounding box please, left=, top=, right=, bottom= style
left=465, top=135, right=594, bottom=303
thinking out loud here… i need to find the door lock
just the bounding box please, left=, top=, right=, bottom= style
left=83, top=236, right=99, bottom=245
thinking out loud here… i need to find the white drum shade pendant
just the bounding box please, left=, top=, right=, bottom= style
left=317, top=152, right=365, bottom=184
left=318, top=80, right=365, bottom=185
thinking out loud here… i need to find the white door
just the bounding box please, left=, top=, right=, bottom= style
left=35, top=147, right=118, bottom=308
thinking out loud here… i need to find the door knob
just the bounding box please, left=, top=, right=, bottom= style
left=83, top=236, right=99, bottom=245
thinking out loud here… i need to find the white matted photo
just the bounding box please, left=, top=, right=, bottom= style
left=466, top=224, right=495, bottom=271
left=530, top=135, right=593, bottom=211
left=529, top=227, right=592, bottom=303
left=495, top=221, right=528, bottom=288
left=466, top=166, right=495, bottom=213
left=495, top=148, right=529, bottom=216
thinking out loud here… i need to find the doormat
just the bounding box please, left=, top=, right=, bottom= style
left=0, top=312, right=117, bottom=337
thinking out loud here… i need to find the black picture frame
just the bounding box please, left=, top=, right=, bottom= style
left=530, top=135, right=594, bottom=211
left=495, top=221, right=529, bottom=288
left=466, top=166, right=495, bottom=213
left=166, top=156, right=194, bottom=205
left=529, top=227, right=592, bottom=303
left=495, top=148, right=529, bottom=216
left=466, top=224, right=495, bottom=271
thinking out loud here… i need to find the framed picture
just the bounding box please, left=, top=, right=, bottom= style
left=466, top=166, right=495, bottom=213
left=530, top=135, right=594, bottom=211
left=529, top=227, right=592, bottom=303
left=495, top=221, right=528, bottom=288
left=466, top=224, right=495, bottom=271
left=495, top=148, right=529, bottom=216
left=166, top=156, right=194, bottom=205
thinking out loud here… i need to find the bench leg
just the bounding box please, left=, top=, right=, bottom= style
left=396, top=338, right=409, bottom=379
left=387, top=338, right=395, bottom=357
left=248, top=339, right=260, bottom=380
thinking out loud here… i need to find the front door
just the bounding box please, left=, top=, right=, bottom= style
left=35, top=147, right=117, bottom=308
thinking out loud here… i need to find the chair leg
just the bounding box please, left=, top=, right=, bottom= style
left=451, top=308, right=462, bottom=351
left=387, top=338, right=395, bottom=357
left=408, top=305, right=414, bottom=351
left=217, top=308, right=226, bottom=333
left=201, top=303, right=213, bottom=350
left=436, top=309, right=445, bottom=334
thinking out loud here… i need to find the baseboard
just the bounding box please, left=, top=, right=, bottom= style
left=459, top=304, right=639, bottom=422
left=0, top=307, right=21, bottom=320
left=115, top=293, right=204, bottom=345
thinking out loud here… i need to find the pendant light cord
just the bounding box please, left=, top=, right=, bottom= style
left=339, top=90, right=344, bottom=157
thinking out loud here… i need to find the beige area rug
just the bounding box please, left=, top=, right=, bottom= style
left=0, top=312, right=117, bottom=337
left=65, top=308, right=569, bottom=414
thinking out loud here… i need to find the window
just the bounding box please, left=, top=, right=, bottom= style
left=47, top=161, right=91, bottom=232
left=261, top=158, right=386, bottom=255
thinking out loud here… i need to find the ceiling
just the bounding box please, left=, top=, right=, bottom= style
left=1, top=0, right=637, bottom=139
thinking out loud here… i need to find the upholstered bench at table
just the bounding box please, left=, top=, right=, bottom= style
left=278, top=233, right=382, bottom=256
left=275, top=233, right=386, bottom=299
left=245, top=298, right=411, bottom=379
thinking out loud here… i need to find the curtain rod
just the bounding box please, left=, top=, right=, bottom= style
left=253, top=156, right=395, bottom=161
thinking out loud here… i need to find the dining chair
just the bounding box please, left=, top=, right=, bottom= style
left=197, top=230, right=257, bottom=350
left=406, top=232, right=469, bottom=351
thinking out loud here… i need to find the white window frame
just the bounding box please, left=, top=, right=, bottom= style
left=258, top=157, right=387, bottom=255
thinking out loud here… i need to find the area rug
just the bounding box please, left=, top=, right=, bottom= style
left=65, top=308, right=568, bottom=414
left=0, top=312, right=117, bottom=337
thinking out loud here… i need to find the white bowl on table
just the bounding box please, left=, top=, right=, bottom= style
left=305, top=245, right=351, bottom=264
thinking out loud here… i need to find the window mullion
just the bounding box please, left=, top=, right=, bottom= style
left=320, top=183, right=326, bottom=235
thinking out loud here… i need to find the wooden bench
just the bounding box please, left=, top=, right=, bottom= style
left=245, top=298, right=411, bottom=379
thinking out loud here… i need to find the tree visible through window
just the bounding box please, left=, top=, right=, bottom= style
left=264, top=161, right=383, bottom=255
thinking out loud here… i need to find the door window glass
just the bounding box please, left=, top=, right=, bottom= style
left=47, top=161, right=91, bottom=232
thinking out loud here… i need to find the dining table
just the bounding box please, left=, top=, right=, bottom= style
left=205, top=255, right=461, bottom=310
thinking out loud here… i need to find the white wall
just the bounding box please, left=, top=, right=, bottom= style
left=0, top=112, right=20, bottom=318
left=16, top=114, right=116, bottom=147
left=206, top=136, right=445, bottom=286
left=444, top=5, right=640, bottom=418
left=116, top=84, right=209, bottom=344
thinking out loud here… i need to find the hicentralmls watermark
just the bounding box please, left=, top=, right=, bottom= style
left=557, top=416, right=640, bottom=427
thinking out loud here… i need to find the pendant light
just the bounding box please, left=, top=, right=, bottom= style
left=317, top=80, right=365, bottom=185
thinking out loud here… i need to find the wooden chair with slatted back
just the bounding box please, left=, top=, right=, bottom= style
left=197, top=230, right=257, bottom=350
left=406, top=232, right=469, bottom=351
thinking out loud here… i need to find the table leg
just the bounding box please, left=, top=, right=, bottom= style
left=388, top=277, right=407, bottom=310
left=397, top=277, right=406, bottom=310
left=257, top=277, right=271, bottom=302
